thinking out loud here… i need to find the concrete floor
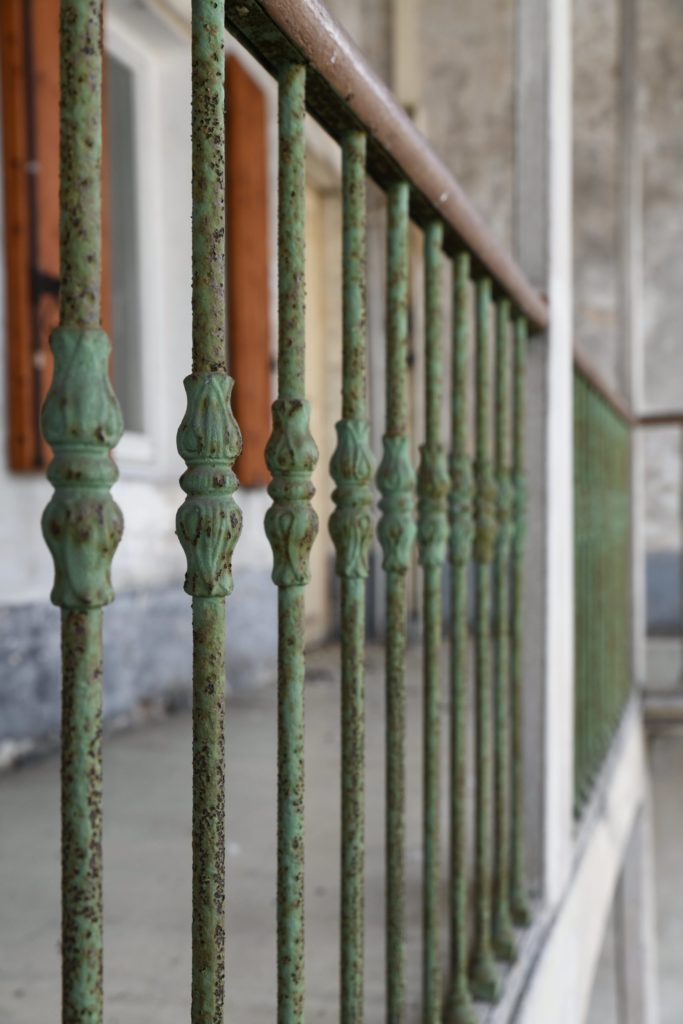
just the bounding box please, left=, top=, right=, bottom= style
left=585, top=726, right=683, bottom=1024
left=3, top=644, right=683, bottom=1023
left=0, top=644, right=450, bottom=1024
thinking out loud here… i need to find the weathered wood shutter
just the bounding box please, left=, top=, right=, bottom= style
left=1, top=0, right=110, bottom=470
left=226, top=54, right=272, bottom=488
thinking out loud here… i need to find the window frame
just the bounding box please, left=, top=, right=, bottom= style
left=104, top=12, right=167, bottom=472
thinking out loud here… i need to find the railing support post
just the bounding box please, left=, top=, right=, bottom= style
left=177, top=3, right=242, bottom=1021
left=42, top=4, right=123, bottom=1020
left=492, top=298, right=517, bottom=962
left=330, top=129, right=375, bottom=1024
left=417, top=220, right=449, bottom=1024
left=447, top=254, right=476, bottom=1024
left=377, top=180, right=415, bottom=1024
left=470, top=277, right=500, bottom=1002
left=510, top=316, right=531, bottom=923
left=265, top=62, right=318, bottom=1024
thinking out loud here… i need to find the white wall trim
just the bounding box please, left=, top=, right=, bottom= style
left=515, top=701, right=649, bottom=1023
left=105, top=8, right=170, bottom=476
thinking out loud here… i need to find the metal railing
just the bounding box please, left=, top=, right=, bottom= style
left=573, top=352, right=633, bottom=814
left=638, top=411, right=683, bottom=723
left=41, top=1, right=549, bottom=1021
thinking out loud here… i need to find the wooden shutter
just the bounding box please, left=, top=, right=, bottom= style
left=1, top=0, right=111, bottom=470
left=226, top=55, right=272, bottom=488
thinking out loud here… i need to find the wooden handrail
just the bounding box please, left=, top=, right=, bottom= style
left=573, top=348, right=636, bottom=425
left=638, top=412, right=683, bottom=427
left=573, top=349, right=683, bottom=429
left=225, top=0, right=549, bottom=332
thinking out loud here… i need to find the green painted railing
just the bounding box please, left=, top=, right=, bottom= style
left=574, top=360, right=633, bottom=814
left=42, top=1, right=549, bottom=1021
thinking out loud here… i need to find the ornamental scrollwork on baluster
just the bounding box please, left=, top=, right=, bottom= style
left=512, top=471, right=528, bottom=560
left=265, top=398, right=319, bottom=587
left=41, top=328, right=124, bottom=609
left=496, top=469, right=516, bottom=560
left=448, top=453, right=475, bottom=568
left=329, top=418, right=375, bottom=580
left=176, top=373, right=243, bottom=597
left=474, top=459, right=498, bottom=565
left=417, top=442, right=450, bottom=568
left=377, top=435, right=416, bottom=574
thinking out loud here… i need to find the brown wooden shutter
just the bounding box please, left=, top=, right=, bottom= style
left=1, top=0, right=111, bottom=471
left=226, top=55, right=272, bottom=488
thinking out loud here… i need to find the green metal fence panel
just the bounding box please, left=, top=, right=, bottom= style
left=417, top=220, right=449, bottom=1024
left=176, top=3, right=243, bottom=1021
left=48, top=0, right=552, bottom=1017
left=330, top=129, right=375, bottom=1024
left=447, top=254, right=477, bottom=1024
left=573, top=367, right=633, bottom=814
left=41, top=3, right=123, bottom=1020
left=377, top=180, right=416, bottom=1024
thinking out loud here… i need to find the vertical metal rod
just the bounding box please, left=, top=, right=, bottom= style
left=417, top=221, right=448, bottom=1024
left=470, top=278, right=499, bottom=1002
left=509, top=316, right=531, bottom=924
left=585, top=383, right=596, bottom=789
left=377, top=180, right=415, bottom=1024
left=60, top=609, right=105, bottom=1023
left=491, top=299, right=516, bottom=963
left=265, top=63, right=318, bottom=1024
left=573, top=372, right=585, bottom=810
left=176, top=5, right=242, bottom=1022
left=42, top=4, right=123, bottom=1020
left=446, top=255, right=476, bottom=1024
left=330, top=130, right=375, bottom=1024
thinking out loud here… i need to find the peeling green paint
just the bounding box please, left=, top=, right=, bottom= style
left=43, top=4, right=121, bottom=1020
left=492, top=299, right=517, bottom=964
left=178, top=5, right=242, bottom=1022
left=417, top=220, right=448, bottom=1024
left=446, top=254, right=477, bottom=1024
left=329, top=130, right=375, bottom=1024
left=377, top=180, right=415, bottom=1024
left=510, top=315, right=531, bottom=926
left=470, top=278, right=500, bottom=1004
left=264, top=63, right=318, bottom=1024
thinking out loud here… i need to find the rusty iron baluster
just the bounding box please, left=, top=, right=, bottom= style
left=574, top=371, right=586, bottom=810
left=265, top=63, right=319, bottom=1024
left=621, top=417, right=632, bottom=712
left=417, top=221, right=449, bottom=1024
left=377, top=180, right=415, bottom=1024
left=510, top=315, right=530, bottom=923
left=41, top=3, right=122, bottom=1019
left=446, top=254, right=476, bottom=1024
left=470, top=278, right=499, bottom=1002
left=330, top=130, right=375, bottom=1024
left=584, top=382, right=597, bottom=792
left=491, top=299, right=516, bottom=963
left=176, top=3, right=243, bottom=1021
left=595, top=397, right=607, bottom=770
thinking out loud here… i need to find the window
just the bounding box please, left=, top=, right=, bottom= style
left=107, top=53, right=144, bottom=435
left=2, top=7, right=274, bottom=482
left=1, top=0, right=111, bottom=470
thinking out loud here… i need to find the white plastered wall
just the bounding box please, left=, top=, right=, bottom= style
left=0, top=0, right=340, bottom=619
